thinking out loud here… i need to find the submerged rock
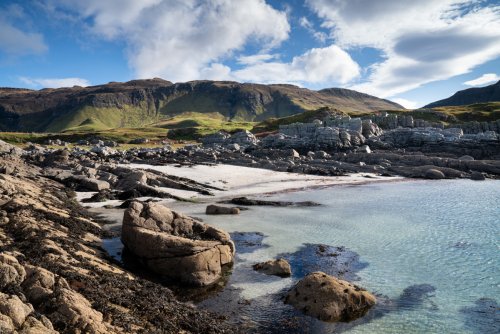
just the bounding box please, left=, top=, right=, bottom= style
left=253, top=258, right=291, bottom=277
left=121, top=201, right=235, bottom=286
left=206, top=204, right=240, bottom=215
left=285, top=271, right=376, bottom=322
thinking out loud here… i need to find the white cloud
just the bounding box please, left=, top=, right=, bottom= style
left=232, top=45, right=360, bottom=85
left=19, top=77, right=91, bottom=88
left=307, top=0, right=500, bottom=97
left=463, top=73, right=500, bottom=86
left=299, top=16, right=327, bottom=43
left=54, top=0, right=290, bottom=83
left=391, top=98, right=418, bottom=109
left=0, top=5, right=48, bottom=56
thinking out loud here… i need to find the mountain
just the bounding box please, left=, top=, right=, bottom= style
left=0, top=79, right=404, bottom=132
left=424, top=80, right=500, bottom=108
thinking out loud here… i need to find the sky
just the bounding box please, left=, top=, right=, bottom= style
left=0, top=0, right=499, bottom=108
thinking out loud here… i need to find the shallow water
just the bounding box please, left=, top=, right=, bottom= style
left=165, top=179, right=500, bottom=333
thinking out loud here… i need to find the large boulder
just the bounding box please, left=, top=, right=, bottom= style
left=121, top=201, right=235, bottom=286
left=285, top=272, right=376, bottom=322
left=253, top=258, right=291, bottom=277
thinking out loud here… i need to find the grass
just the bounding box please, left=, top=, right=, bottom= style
left=0, top=132, right=50, bottom=144
left=0, top=111, right=254, bottom=144
left=431, top=102, right=500, bottom=122
left=46, top=105, right=161, bottom=132
left=153, top=112, right=255, bottom=140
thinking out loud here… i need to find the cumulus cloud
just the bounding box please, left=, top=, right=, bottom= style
left=53, top=0, right=290, bottom=82
left=464, top=73, right=500, bottom=86
left=20, top=77, right=91, bottom=88
left=307, top=0, right=500, bottom=97
left=206, top=45, right=359, bottom=85
left=236, top=45, right=359, bottom=84
left=0, top=5, right=47, bottom=56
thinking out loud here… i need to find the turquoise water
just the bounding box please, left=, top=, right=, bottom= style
left=168, top=179, right=500, bottom=333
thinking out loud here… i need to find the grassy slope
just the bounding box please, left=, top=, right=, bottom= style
left=155, top=112, right=255, bottom=140
left=45, top=105, right=161, bottom=132
left=0, top=112, right=255, bottom=144
left=431, top=102, right=500, bottom=122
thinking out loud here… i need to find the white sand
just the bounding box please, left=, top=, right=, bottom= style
left=78, top=163, right=401, bottom=226
left=126, top=163, right=401, bottom=200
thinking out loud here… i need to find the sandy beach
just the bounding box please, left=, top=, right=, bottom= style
left=126, top=163, right=402, bottom=199
left=77, top=163, right=402, bottom=211
left=76, top=163, right=401, bottom=229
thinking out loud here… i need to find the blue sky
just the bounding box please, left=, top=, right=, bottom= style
left=0, top=0, right=499, bottom=108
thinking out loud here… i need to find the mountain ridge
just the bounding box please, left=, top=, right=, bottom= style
left=424, top=80, right=500, bottom=108
left=0, top=79, right=404, bottom=132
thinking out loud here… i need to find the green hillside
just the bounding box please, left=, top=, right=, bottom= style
left=0, top=79, right=404, bottom=133
left=47, top=105, right=161, bottom=132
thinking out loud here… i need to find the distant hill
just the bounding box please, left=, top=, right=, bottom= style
left=425, top=80, right=500, bottom=108
left=0, top=78, right=403, bottom=132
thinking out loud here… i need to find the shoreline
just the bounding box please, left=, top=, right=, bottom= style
left=124, top=162, right=405, bottom=201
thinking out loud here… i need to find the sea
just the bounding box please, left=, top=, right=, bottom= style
left=102, top=179, right=500, bottom=333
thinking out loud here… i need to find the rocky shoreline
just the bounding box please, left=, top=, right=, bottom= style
left=0, top=150, right=235, bottom=333
left=0, top=108, right=499, bottom=333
